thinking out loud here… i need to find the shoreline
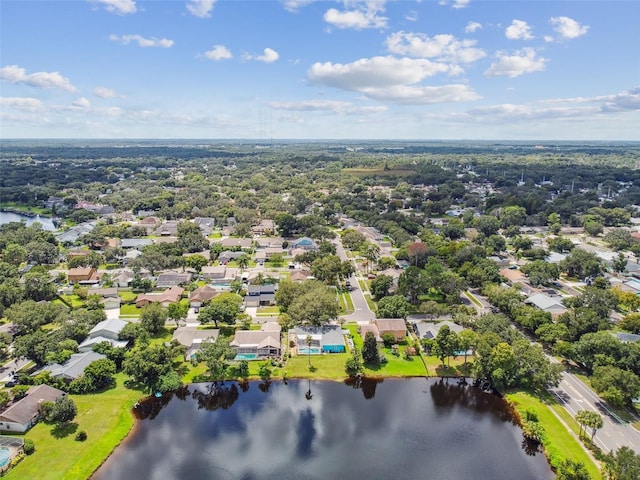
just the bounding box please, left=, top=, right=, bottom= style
left=0, top=207, right=52, bottom=218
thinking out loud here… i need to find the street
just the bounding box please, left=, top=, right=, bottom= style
left=334, top=238, right=376, bottom=323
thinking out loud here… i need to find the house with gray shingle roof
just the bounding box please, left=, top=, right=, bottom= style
left=0, top=385, right=65, bottom=433
left=78, top=319, right=129, bottom=352
left=38, top=351, right=107, bottom=381
left=524, top=293, right=567, bottom=316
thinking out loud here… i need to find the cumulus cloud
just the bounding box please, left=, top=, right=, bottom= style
left=386, top=31, right=485, bottom=64
left=186, top=0, right=217, bottom=18
left=72, top=97, right=91, bottom=109
left=308, top=56, right=479, bottom=104
left=0, top=64, right=77, bottom=92
left=0, top=97, right=44, bottom=110
left=324, top=1, right=388, bottom=30
left=269, top=99, right=386, bottom=115
left=439, top=0, right=470, bottom=9
left=550, top=16, right=589, bottom=39
left=109, top=34, right=174, bottom=48
left=245, top=48, right=279, bottom=63
left=93, top=86, right=121, bottom=98
left=91, top=0, right=137, bottom=15
left=204, top=45, right=233, bottom=60
left=592, top=87, right=640, bottom=112
left=281, top=0, right=317, bottom=12
left=505, top=19, right=534, bottom=40
left=465, top=21, right=482, bottom=33
left=484, top=48, right=546, bottom=78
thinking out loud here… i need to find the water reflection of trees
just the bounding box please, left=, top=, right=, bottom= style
left=344, top=377, right=383, bottom=399
left=429, top=378, right=516, bottom=424
left=192, top=383, right=240, bottom=411
left=133, top=386, right=189, bottom=420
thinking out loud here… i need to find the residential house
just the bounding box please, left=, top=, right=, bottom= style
left=78, top=318, right=129, bottom=352
left=55, top=220, right=97, bottom=244
left=358, top=324, right=382, bottom=343
left=112, top=270, right=135, bottom=287
left=412, top=320, right=463, bottom=340
left=155, top=220, right=179, bottom=237
left=0, top=385, right=65, bottom=433
left=218, top=251, right=246, bottom=265
left=220, top=238, right=253, bottom=249
left=500, top=268, right=526, bottom=284
left=189, top=285, right=218, bottom=309
left=38, top=351, right=107, bottom=381
left=66, top=249, right=90, bottom=261
left=68, top=267, right=98, bottom=284
left=251, top=219, right=275, bottom=236
left=254, top=237, right=285, bottom=249
left=289, top=270, right=310, bottom=282
left=524, top=293, right=567, bottom=317
left=290, top=325, right=346, bottom=353
left=374, top=318, right=407, bottom=343
left=290, top=237, right=318, bottom=251
left=86, top=287, right=121, bottom=310
left=139, top=216, right=161, bottom=235
left=135, top=286, right=184, bottom=307
left=156, top=271, right=192, bottom=288
left=230, top=325, right=281, bottom=358
left=121, top=238, right=153, bottom=249
left=193, top=217, right=216, bottom=236
left=245, top=285, right=276, bottom=307
left=172, top=326, right=220, bottom=361
left=201, top=265, right=226, bottom=280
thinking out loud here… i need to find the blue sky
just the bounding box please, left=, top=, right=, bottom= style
left=1, top=0, right=638, bottom=140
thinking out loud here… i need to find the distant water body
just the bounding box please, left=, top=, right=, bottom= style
left=0, top=211, right=57, bottom=231
left=93, top=378, right=553, bottom=480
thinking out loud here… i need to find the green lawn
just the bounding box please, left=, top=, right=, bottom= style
left=284, top=354, right=349, bottom=380
left=119, top=304, right=140, bottom=317
left=338, top=291, right=355, bottom=315
left=117, top=291, right=137, bottom=303
left=6, top=373, right=143, bottom=480
left=256, top=306, right=280, bottom=316
left=59, top=295, right=86, bottom=308
left=506, top=391, right=602, bottom=480
left=423, top=355, right=473, bottom=377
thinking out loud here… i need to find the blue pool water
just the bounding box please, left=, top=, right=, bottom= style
left=298, top=347, right=321, bottom=355
left=235, top=353, right=258, bottom=360
left=0, top=447, right=10, bottom=467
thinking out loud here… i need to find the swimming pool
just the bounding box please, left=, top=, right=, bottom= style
left=298, top=347, right=321, bottom=355
left=235, top=353, right=258, bottom=360
left=0, top=447, right=10, bottom=468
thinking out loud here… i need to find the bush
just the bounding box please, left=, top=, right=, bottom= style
left=75, top=430, right=87, bottom=442
left=23, top=439, right=35, bottom=455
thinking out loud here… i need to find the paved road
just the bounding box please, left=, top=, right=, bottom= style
left=549, top=369, right=640, bottom=453
left=334, top=239, right=375, bottom=323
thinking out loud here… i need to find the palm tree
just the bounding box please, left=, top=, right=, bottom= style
left=362, top=242, right=380, bottom=273
left=237, top=254, right=249, bottom=272
left=575, top=410, right=590, bottom=439
left=306, top=334, right=313, bottom=368
left=585, top=411, right=603, bottom=445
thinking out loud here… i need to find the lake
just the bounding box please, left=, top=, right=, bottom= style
left=92, top=378, right=553, bottom=480
left=0, top=211, right=57, bottom=231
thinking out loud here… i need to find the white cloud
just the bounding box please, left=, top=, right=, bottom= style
left=484, top=48, right=547, bottom=78
left=186, top=0, right=217, bottom=18
left=308, top=56, right=479, bottom=104
left=468, top=103, right=598, bottom=121
left=0, top=97, right=44, bottom=110
left=281, top=0, right=317, bottom=12
left=439, top=0, right=470, bottom=9
left=204, top=45, right=233, bottom=60
left=109, top=34, right=174, bottom=48
left=245, top=48, right=279, bottom=63
left=72, top=97, right=91, bottom=109
left=91, top=0, right=137, bottom=15
left=505, top=20, right=534, bottom=40
left=93, top=86, right=121, bottom=98
left=0, top=64, right=77, bottom=92
left=385, top=31, right=486, bottom=64
left=465, top=21, right=482, bottom=33
left=550, top=16, right=589, bottom=39
left=405, top=10, right=418, bottom=22
left=324, top=1, right=388, bottom=30
left=269, top=99, right=386, bottom=115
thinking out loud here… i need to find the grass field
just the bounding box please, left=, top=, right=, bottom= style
left=117, top=291, right=137, bottom=303
left=119, top=304, right=140, bottom=317
left=6, top=373, right=143, bottom=480
left=506, top=391, right=602, bottom=480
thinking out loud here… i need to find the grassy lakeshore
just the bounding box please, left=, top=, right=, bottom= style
left=6, top=373, right=141, bottom=480
left=506, top=390, right=602, bottom=480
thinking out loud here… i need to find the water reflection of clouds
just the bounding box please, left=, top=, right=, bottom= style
left=94, top=379, right=552, bottom=480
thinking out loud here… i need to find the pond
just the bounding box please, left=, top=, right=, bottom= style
left=92, top=378, right=553, bottom=480
left=0, top=211, right=57, bottom=231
